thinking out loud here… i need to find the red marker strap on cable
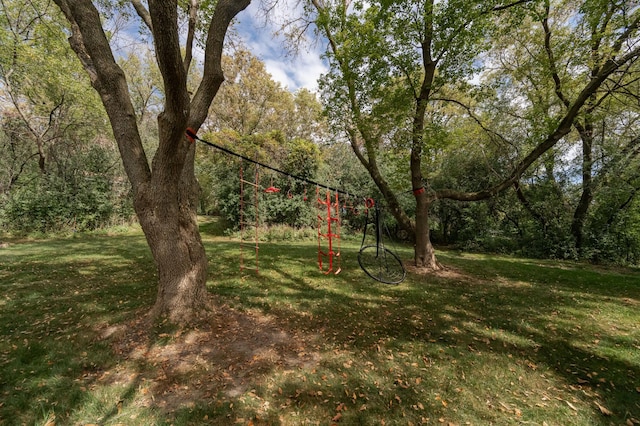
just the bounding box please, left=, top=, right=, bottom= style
left=413, top=187, right=425, bottom=196
left=185, top=127, right=197, bottom=143
left=365, top=198, right=375, bottom=209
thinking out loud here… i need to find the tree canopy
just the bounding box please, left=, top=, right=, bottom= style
left=309, top=0, right=640, bottom=268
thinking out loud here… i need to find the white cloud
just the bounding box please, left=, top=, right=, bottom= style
left=237, top=1, right=328, bottom=92
left=262, top=48, right=327, bottom=92
left=108, top=2, right=328, bottom=92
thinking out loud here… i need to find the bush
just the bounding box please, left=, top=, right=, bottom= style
left=0, top=170, right=132, bottom=234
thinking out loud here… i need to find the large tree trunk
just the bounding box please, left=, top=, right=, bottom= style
left=136, top=177, right=208, bottom=322
left=136, top=129, right=209, bottom=322
left=410, top=0, right=441, bottom=270
left=54, top=0, right=250, bottom=324
left=571, top=122, right=594, bottom=256
left=414, top=193, right=440, bottom=269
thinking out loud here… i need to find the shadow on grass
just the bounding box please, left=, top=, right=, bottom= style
left=1, top=231, right=638, bottom=425
left=0, top=234, right=156, bottom=424
left=205, top=240, right=640, bottom=424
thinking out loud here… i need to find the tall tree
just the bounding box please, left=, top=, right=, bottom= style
left=480, top=0, right=640, bottom=258
left=311, top=0, right=640, bottom=269
left=51, top=0, right=251, bottom=323
left=0, top=0, right=106, bottom=181
left=207, top=49, right=288, bottom=135
left=206, top=49, right=328, bottom=142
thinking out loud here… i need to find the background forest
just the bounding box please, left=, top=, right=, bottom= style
left=1, top=0, right=639, bottom=265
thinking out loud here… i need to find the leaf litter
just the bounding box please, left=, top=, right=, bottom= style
left=97, top=297, right=321, bottom=416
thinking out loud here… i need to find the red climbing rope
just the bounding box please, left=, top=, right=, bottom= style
left=239, top=160, right=260, bottom=274
left=317, top=187, right=341, bottom=275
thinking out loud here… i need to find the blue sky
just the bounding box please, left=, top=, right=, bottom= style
left=108, top=2, right=327, bottom=93
left=236, top=0, right=328, bottom=92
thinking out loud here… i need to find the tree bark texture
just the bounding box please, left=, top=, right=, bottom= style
left=136, top=177, right=207, bottom=322
left=413, top=193, right=440, bottom=269
left=571, top=120, right=594, bottom=255
left=54, top=0, right=250, bottom=323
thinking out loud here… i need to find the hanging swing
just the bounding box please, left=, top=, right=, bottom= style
left=357, top=199, right=406, bottom=284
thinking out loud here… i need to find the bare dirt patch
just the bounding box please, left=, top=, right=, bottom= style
left=98, top=298, right=320, bottom=415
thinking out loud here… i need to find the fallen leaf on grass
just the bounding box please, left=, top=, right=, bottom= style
left=43, top=414, right=55, bottom=426
left=331, top=413, right=342, bottom=422
left=565, top=401, right=578, bottom=411
left=594, top=401, right=613, bottom=416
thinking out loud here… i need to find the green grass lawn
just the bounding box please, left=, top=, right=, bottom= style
left=0, top=219, right=639, bottom=425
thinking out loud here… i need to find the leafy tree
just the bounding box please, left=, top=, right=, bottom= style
left=1, top=142, right=131, bottom=233
left=0, top=0, right=106, bottom=181
left=206, top=49, right=329, bottom=142
left=310, top=0, right=640, bottom=269
left=207, top=49, right=290, bottom=134
left=471, top=0, right=640, bottom=260
left=51, top=0, right=251, bottom=323
left=196, top=129, right=321, bottom=228
left=0, top=0, right=131, bottom=233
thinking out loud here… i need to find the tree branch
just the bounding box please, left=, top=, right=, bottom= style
left=492, top=0, right=533, bottom=12
left=53, top=0, right=151, bottom=191
left=513, top=181, right=548, bottom=230
left=183, top=0, right=198, bottom=73
left=189, top=0, right=252, bottom=131
left=542, top=0, right=570, bottom=108
left=435, top=44, right=640, bottom=202
left=148, top=0, right=189, bottom=126
left=131, top=0, right=153, bottom=32
left=431, top=96, right=518, bottom=152
left=610, top=11, right=640, bottom=61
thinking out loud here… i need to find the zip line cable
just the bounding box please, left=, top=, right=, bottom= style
left=186, top=128, right=367, bottom=200
left=188, top=128, right=350, bottom=277
left=186, top=128, right=406, bottom=283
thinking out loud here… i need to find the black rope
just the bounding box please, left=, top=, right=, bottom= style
left=187, top=128, right=368, bottom=200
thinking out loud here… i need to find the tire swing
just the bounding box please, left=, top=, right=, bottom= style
left=357, top=198, right=406, bottom=284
